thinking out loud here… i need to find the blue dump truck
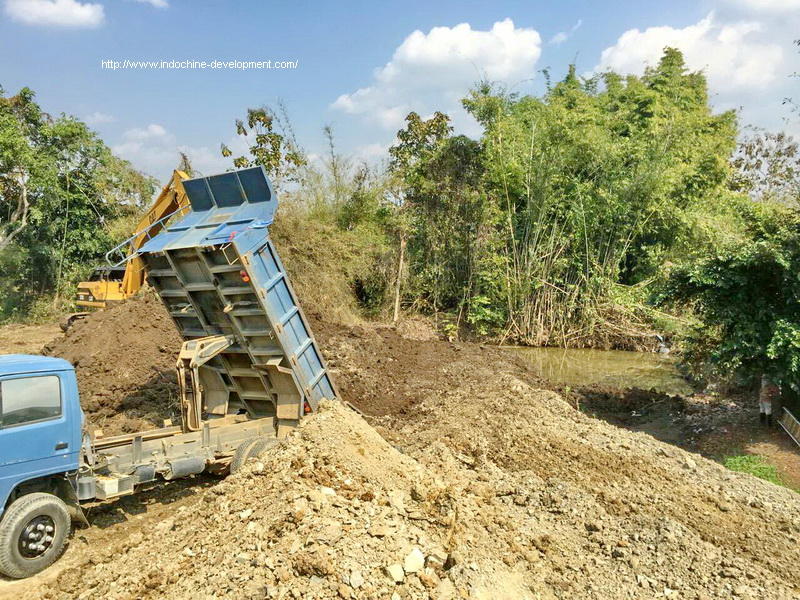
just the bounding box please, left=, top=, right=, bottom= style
left=0, top=167, right=337, bottom=578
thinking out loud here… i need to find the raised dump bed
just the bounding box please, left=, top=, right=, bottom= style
left=135, top=166, right=337, bottom=436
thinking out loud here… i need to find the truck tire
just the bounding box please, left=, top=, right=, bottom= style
left=229, top=438, right=259, bottom=475
left=0, top=493, right=70, bottom=579
left=247, top=438, right=273, bottom=460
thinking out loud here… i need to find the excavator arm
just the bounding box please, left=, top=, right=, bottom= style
left=72, top=170, right=191, bottom=316
left=120, top=169, right=191, bottom=297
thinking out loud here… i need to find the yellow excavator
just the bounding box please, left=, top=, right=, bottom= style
left=63, top=169, right=191, bottom=330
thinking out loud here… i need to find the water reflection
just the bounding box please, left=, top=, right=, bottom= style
left=504, top=346, right=692, bottom=396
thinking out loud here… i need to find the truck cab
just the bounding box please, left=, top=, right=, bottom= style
left=0, top=355, right=83, bottom=578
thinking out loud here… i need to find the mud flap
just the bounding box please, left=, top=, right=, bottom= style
left=60, top=476, right=89, bottom=527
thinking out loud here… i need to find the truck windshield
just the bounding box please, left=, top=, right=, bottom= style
left=0, top=376, right=61, bottom=427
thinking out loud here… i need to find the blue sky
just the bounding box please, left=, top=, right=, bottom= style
left=1, top=0, right=798, bottom=181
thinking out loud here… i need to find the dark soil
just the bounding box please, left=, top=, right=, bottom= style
left=43, top=291, right=183, bottom=435
left=40, top=292, right=547, bottom=435
left=312, top=318, right=545, bottom=417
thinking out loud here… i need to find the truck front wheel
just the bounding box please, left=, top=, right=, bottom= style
left=0, top=493, right=70, bottom=578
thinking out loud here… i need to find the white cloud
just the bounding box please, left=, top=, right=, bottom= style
left=353, top=143, right=390, bottom=162
left=83, top=111, right=115, bottom=126
left=131, top=0, right=168, bottom=8
left=3, top=0, right=104, bottom=28
left=595, top=13, right=783, bottom=93
left=724, top=0, right=800, bottom=12
left=331, top=18, right=542, bottom=131
left=112, top=124, right=238, bottom=180
left=549, top=19, right=582, bottom=45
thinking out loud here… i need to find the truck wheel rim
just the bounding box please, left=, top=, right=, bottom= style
left=18, top=516, right=56, bottom=559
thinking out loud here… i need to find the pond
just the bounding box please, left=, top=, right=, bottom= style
left=504, top=346, right=692, bottom=396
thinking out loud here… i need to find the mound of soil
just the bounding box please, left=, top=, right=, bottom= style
left=315, top=320, right=543, bottom=417
left=7, top=294, right=800, bottom=599
left=32, top=390, right=800, bottom=600
left=43, top=292, right=183, bottom=435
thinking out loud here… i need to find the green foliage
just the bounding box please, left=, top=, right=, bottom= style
left=723, top=455, right=785, bottom=487
left=390, top=112, right=506, bottom=330
left=661, top=202, right=800, bottom=387
left=390, top=48, right=739, bottom=344
left=0, top=86, right=154, bottom=321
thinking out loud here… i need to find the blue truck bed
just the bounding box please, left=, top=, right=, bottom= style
left=135, top=167, right=337, bottom=433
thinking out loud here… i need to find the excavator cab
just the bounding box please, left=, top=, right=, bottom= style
left=75, top=266, right=127, bottom=309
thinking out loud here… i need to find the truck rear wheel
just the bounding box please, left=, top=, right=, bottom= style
left=247, top=438, right=273, bottom=460
left=229, top=438, right=260, bottom=475
left=0, top=493, right=70, bottom=579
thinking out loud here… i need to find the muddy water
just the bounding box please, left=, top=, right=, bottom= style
left=506, top=346, right=693, bottom=395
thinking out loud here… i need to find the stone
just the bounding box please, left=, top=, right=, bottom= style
left=426, top=550, right=448, bottom=570
left=388, top=490, right=406, bottom=513
left=418, top=569, right=439, bottom=589
left=385, top=563, right=404, bottom=583
left=349, top=570, right=364, bottom=589
left=404, top=548, right=425, bottom=574
left=585, top=521, right=602, bottom=532
left=369, top=524, right=393, bottom=538
left=239, top=509, right=254, bottom=520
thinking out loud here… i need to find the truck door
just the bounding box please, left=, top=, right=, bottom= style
left=0, top=374, right=76, bottom=493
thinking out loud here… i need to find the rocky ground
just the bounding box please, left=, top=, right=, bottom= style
left=22, top=394, right=800, bottom=599
left=1, top=299, right=799, bottom=599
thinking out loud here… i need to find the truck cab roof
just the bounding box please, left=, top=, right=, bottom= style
left=0, top=355, right=73, bottom=377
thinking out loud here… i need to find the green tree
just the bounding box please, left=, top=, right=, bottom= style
left=661, top=202, right=800, bottom=389
left=0, top=86, right=154, bottom=319
left=389, top=112, right=503, bottom=329
left=453, top=47, right=738, bottom=344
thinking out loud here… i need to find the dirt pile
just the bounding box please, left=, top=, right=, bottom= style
left=30, top=388, right=800, bottom=600
left=40, top=401, right=537, bottom=599
left=25, top=293, right=800, bottom=598
left=315, top=320, right=541, bottom=417
left=376, top=367, right=800, bottom=599
left=43, top=292, right=182, bottom=434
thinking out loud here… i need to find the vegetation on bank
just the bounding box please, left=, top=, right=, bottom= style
left=2, top=46, right=800, bottom=393
left=724, top=454, right=789, bottom=489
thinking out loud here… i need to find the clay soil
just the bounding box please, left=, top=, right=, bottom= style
left=1, top=298, right=800, bottom=599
